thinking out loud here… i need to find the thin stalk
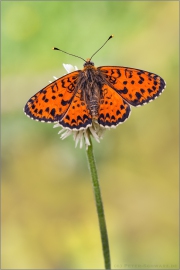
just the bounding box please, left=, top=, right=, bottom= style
left=86, top=136, right=111, bottom=269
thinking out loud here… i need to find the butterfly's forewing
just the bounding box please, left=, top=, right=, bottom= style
left=98, top=84, right=131, bottom=127
left=24, top=71, right=80, bottom=122
left=99, top=66, right=166, bottom=106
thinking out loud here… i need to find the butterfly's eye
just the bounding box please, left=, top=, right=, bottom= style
left=83, top=61, right=94, bottom=67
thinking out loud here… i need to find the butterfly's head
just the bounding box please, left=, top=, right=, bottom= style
left=83, top=58, right=94, bottom=67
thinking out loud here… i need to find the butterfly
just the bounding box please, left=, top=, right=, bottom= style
left=24, top=35, right=166, bottom=130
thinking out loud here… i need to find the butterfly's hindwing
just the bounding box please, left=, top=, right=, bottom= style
left=59, top=89, right=92, bottom=130
left=98, top=84, right=131, bottom=127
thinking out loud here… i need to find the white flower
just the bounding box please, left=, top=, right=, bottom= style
left=53, top=64, right=106, bottom=149
left=54, top=120, right=106, bottom=150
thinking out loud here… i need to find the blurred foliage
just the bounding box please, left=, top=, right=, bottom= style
left=1, top=1, right=179, bottom=269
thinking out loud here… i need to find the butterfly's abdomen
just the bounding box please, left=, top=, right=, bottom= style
left=89, top=99, right=99, bottom=119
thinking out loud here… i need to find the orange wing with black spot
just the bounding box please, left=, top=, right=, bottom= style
left=24, top=71, right=80, bottom=122
left=59, top=89, right=92, bottom=130
left=24, top=71, right=92, bottom=130
left=98, top=66, right=166, bottom=106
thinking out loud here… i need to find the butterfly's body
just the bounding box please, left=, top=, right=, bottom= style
left=77, top=61, right=106, bottom=120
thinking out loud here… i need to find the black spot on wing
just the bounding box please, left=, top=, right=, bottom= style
left=135, top=92, right=142, bottom=100
left=117, top=87, right=128, bottom=94
left=50, top=108, right=56, bottom=117
left=59, top=114, right=92, bottom=130
left=98, top=102, right=131, bottom=127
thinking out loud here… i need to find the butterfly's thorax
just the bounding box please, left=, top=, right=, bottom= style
left=78, top=64, right=106, bottom=119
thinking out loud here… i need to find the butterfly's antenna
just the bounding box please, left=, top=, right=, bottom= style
left=90, top=35, right=114, bottom=61
left=52, top=47, right=86, bottom=62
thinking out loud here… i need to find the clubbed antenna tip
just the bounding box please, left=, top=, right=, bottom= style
left=109, top=35, right=114, bottom=40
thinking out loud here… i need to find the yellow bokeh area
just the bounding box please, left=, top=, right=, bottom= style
left=3, top=3, right=40, bottom=41
left=1, top=1, right=179, bottom=269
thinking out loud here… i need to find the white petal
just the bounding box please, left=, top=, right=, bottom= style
left=74, top=130, right=83, bottom=148
left=63, top=63, right=75, bottom=73
left=53, top=123, right=61, bottom=128
left=89, top=127, right=100, bottom=143
left=84, top=131, right=91, bottom=146
left=58, top=129, right=66, bottom=134
left=60, top=130, right=72, bottom=140
left=79, top=136, right=83, bottom=148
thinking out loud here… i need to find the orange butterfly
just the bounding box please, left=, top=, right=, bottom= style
left=24, top=35, right=166, bottom=130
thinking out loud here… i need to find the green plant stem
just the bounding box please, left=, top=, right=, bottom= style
left=86, top=136, right=111, bottom=269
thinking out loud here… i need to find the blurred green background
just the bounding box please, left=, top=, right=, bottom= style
left=1, top=1, right=179, bottom=269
